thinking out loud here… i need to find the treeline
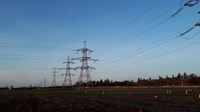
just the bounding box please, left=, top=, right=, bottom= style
left=77, top=72, right=200, bottom=87
left=136, top=72, right=200, bottom=86
left=1, top=72, right=199, bottom=89
left=76, top=79, right=135, bottom=87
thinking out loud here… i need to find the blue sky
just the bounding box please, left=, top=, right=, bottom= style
left=0, top=0, right=200, bottom=87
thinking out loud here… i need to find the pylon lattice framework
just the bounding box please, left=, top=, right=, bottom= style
left=59, top=56, right=74, bottom=87
left=52, top=67, right=57, bottom=87
left=72, top=41, right=99, bottom=84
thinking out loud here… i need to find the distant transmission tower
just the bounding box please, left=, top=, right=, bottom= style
left=72, top=41, right=99, bottom=86
left=52, top=67, right=57, bottom=87
left=59, top=56, right=75, bottom=87
left=43, top=78, right=46, bottom=88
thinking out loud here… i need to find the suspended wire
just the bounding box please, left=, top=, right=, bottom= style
left=0, top=53, right=65, bottom=59
left=170, top=0, right=185, bottom=18
left=179, top=19, right=200, bottom=37
left=0, top=56, right=61, bottom=60
left=181, top=30, right=200, bottom=39
left=0, top=42, right=53, bottom=49
left=96, top=5, right=199, bottom=58
left=99, top=28, right=184, bottom=62
left=0, top=67, right=52, bottom=70
left=170, top=0, right=200, bottom=17
left=180, top=26, right=196, bottom=36
left=104, top=2, right=180, bottom=49
left=127, top=39, right=200, bottom=66
left=94, top=2, right=180, bottom=57
left=97, top=27, right=197, bottom=67
left=99, top=33, right=200, bottom=69
left=96, top=16, right=172, bottom=58
left=0, top=53, right=69, bottom=60
left=171, top=6, right=185, bottom=17
left=98, top=26, right=192, bottom=66
left=0, top=42, right=72, bottom=51
left=95, top=2, right=182, bottom=58
left=91, top=0, right=163, bottom=48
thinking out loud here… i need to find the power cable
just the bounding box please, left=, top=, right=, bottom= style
left=97, top=27, right=198, bottom=67
left=171, top=0, right=200, bottom=17
left=96, top=16, right=172, bottom=58
left=96, top=0, right=198, bottom=56
left=0, top=67, right=52, bottom=70
left=0, top=42, right=72, bottom=51
left=105, top=2, right=180, bottom=49
left=99, top=33, right=200, bottom=69
left=91, top=0, right=163, bottom=48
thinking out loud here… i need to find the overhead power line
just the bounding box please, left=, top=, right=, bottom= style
left=0, top=53, right=65, bottom=58
left=103, top=2, right=180, bottom=49
left=0, top=42, right=72, bottom=51
left=181, top=30, right=200, bottom=39
left=0, top=67, right=52, bottom=70
left=99, top=32, right=200, bottom=70
left=97, top=17, right=171, bottom=58
left=97, top=28, right=189, bottom=67
left=171, top=0, right=200, bottom=17
left=92, top=0, right=162, bottom=47
left=180, top=19, right=200, bottom=37
left=95, top=2, right=181, bottom=58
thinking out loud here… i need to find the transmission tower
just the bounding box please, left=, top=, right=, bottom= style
left=59, top=56, right=75, bottom=87
left=52, top=67, right=57, bottom=87
left=72, top=41, right=99, bottom=86
left=43, top=78, right=46, bottom=88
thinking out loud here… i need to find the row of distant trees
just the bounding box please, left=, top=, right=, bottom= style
left=1, top=72, right=199, bottom=89
left=136, top=72, right=200, bottom=86
left=79, top=72, right=200, bottom=87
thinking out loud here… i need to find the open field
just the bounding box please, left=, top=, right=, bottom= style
left=0, top=87, right=200, bottom=112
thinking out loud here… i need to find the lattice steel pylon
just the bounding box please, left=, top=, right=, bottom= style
left=59, top=56, right=75, bottom=87
left=72, top=41, right=99, bottom=86
left=52, top=67, right=57, bottom=87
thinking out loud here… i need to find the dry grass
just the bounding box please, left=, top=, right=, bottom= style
left=0, top=87, right=200, bottom=112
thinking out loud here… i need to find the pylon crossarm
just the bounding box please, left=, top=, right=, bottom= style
left=195, top=22, right=200, bottom=26
left=89, top=67, right=96, bottom=71
left=72, top=57, right=81, bottom=61
left=184, top=0, right=200, bottom=7
left=89, top=59, right=99, bottom=63
left=58, top=68, right=65, bottom=70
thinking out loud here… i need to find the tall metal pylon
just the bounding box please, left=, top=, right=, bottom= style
left=59, top=56, right=75, bottom=87
left=72, top=41, right=99, bottom=86
left=52, top=67, right=57, bottom=87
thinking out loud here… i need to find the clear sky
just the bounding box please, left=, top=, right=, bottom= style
left=0, top=0, right=200, bottom=87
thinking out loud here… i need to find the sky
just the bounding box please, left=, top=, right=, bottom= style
left=0, top=0, right=200, bottom=87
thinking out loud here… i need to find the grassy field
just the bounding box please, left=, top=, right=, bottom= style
left=0, top=87, right=200, bottom=112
